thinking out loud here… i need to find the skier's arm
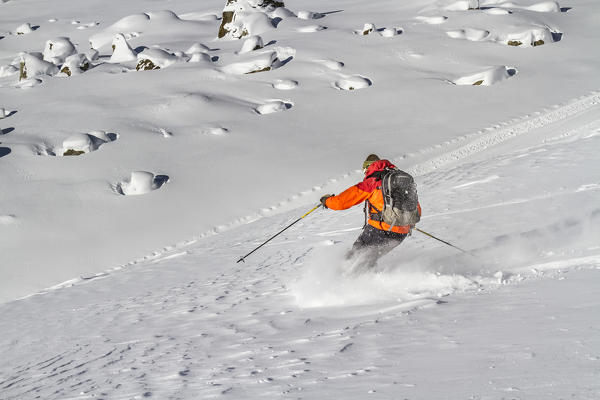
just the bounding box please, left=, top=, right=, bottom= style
left=325, top=185, right=371, bottom=210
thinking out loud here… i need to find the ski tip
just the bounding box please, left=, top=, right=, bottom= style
left=237, top=257, right=245, bottom=263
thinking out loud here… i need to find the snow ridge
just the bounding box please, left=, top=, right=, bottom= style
left=408, top=91, right=600, bottom=177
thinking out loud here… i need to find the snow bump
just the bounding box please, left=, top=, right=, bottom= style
left=333, top=75, right=372, bottom=91
left=255, top=100, right=292, bottom=115
left=116, top=171, right=169, bottom=195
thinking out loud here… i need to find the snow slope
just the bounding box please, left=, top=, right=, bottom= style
left=1, top=105, right=600, bottom=397
left=1, top=0, right=600, bottom=398
left=1, top=0, right=600, bottom=302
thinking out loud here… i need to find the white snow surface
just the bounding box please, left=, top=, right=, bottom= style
left=1, top=0, right=600, bottom=398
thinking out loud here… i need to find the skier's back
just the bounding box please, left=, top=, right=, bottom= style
left=321, top=154, right=421, bottom=267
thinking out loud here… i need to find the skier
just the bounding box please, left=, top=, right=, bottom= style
left=320, top=154, right=421, bottom=268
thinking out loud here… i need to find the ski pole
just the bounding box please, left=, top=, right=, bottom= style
left=237, top=204, right=323, bottom=263
left=415, top=228, right=468, bottom=254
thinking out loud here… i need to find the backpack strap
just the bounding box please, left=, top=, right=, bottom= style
left=366, top=200, right=383, bottom=222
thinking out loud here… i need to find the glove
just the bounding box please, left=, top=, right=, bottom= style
left=320, top=194, right=334, bottom=208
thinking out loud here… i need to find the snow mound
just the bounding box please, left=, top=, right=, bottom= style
left=116, top=171, right=169, bottom=195
left=109, top=33, right=137, bottom=63
left=315, top=59, right=344, bottom=70
left=136, top=48, right=182, bottom=70
left=179, top=12, right=219, bottom=21
left=447, top=28, right=490, bottom=41
left=203, top=126, right=229, bottom=135
left=185, top=43, right=213, bottom=63
left=43, top=37, right=77, bottom=64
left=354, top=23, right=376, bottom=35
left=296, top=25, right=327, bottom=33
left=59, top=54, right=91, bottom=77
left=61, top=131, right=118, bottom=156
left=0, top=214, right=17, bottom=225
left=502, top=1, right=561, bottom=12
left=448, top=26, right=560, bottom=47
left=89, top=10, right=207, bottom=49
left=14, top=53, right=59, bottom=78
left=189, top=52, right=212, bottom=63
left=380, top=27, right=402, bottom=37
left=221, top=50, right=278, bottom=74
left=334, top=75, right=372, bottom=91
left=239, top=35, right=264, bottom=54
left=297, top=11, right=324, bottom=20
left=484, top=7, right=512, bottom=15
left=185, top=43, right=211, bottom=54
left=272, top=79, right=298, bottom=90
left=0, top=65, right=18, bottom=78
left=14, top=23, right=34, bottom=35
left=447, top=0, right=560, bottom=13
left=255, top=100, right=292, bottom=115
left=415, top=16, right=448, bottom=25
left=499, top=26, right=559, bottom=47
left=452, top=66, right=517, bottom=86
left=445, top=1, right=466, bottom=11
left=14, top=78, right=42, bottom=89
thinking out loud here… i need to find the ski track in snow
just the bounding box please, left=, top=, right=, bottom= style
left=23, top=89, right=600, bottom=300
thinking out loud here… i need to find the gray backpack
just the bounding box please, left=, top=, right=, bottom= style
left=380, top=169, right=420, bottom=227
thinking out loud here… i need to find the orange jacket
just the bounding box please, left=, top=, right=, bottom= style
left=325, top=160, right=421, bottom=234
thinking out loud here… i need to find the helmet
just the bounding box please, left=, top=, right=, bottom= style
left=362, top=154, right=380, bottom=171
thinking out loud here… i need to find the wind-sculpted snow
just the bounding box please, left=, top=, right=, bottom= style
left=89, top=11, right=211, bottom=50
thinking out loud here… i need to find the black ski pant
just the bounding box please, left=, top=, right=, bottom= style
left=346, top=224, right=408, bottom=268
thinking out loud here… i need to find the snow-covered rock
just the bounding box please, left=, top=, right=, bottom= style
left=452, top=66, right=517, bottom=86
left=117, top=171, right=168, bottom=195
left=218, top=0, right=284, bottom=39
left=357, top=23, right=376, bottom=35
left=61, top=131, right=116, bottom=155
left=14, top=23, right=34, bottom=35
left=239, top=35, right=264, bottom=53
left=43, top=37, right=77, bottom=64
left=109, top=33, right=137, bottom=63
left=59, top=54, right=90, bottom=77
left=501, top=26, right=556, bottom=47
left=14, top=52, right=59, bottom=79
left=221, top=50, right=278, bottom=74
left=135, top=48, right=180, bottom=70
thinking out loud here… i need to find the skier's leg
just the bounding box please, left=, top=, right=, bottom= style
left=345, top=225, right=378, bottom=260
left=373, top=232, right=407, bottom=259
left=346, top=226, right=407, bottom=269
